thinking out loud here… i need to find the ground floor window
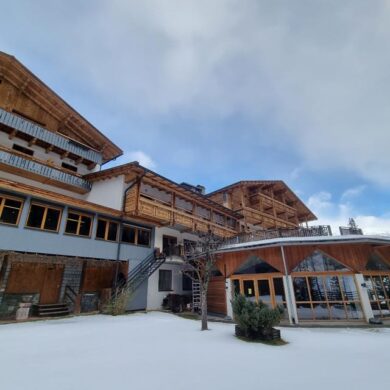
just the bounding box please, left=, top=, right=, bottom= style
left=0, top=195, right=24, bottom=226
left=65, top=211, right=92, bottom=237
left=231, top=275, right=287, bottom=313
left=363, top=273, right=390, bottom=318
left=26, top=202, right=62, bottom=232
left=292, top=274, right=363, bottom=321
left=159, top=270, right=172, bottom=291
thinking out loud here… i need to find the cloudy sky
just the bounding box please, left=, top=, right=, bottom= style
left=1, top=1, right=390, bottom=234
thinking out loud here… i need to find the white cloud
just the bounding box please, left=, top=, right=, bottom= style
left=341, top=185, right=366, bottom=201
left=109, top=150, right=156, bottom=170
left=2, top=1, right=390, bottom=186
left=307, top=189, right=390, bottom=236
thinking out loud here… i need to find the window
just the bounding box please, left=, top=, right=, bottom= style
left=0, top=195, right=24, bottom=225
left=121, top=225, right=151, bottom=247
left=61, top=162, right=78, bottom=173
left=292, top=275, right=363, bottom=321
left=121, top=225, right=136, bottom=244
left=26, top=203, right=62, bottom=232
left=138, top=229, right=151, bottom=246
left=163, top=235, right=178, bottom=256
left=65, top=211, right=92, bottom=237
left=182, top=274, right=193, bottom=291
left=159, top=270, right=172, bottom=291
left=12, top=143, right=34, bottom=156
left=96, top=218, right=119, bottom=241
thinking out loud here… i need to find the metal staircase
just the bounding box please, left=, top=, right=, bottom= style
left=114, top=251, right=166, bottom=298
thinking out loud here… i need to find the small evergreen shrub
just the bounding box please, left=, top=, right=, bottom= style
left=231, top=294, right=283, bottom=340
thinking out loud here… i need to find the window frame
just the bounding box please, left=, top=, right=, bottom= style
left=0, top=194, right=24, bottom=226
left=158, top=269, right=173, bottom=292
left=162, top=235, right=178, bottom=256
left=25, top=201, right=62, bottom=233
left=64, top=210, right=93, bottom=238
left=136, top=227, right=152, bottom=247
left=95, top=218, right=119, bottom=242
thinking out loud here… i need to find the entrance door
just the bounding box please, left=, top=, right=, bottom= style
left=233, top=275, right=287, bottom=310
left=40, top=264, right=64, bottom=304
left=257, top=279, right=272, bottom=307
left=364, top=273, right=390, bottom=318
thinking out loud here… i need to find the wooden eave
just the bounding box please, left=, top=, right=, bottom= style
left=0, top=51, right=122, bottom=163
left=0, top=178, right=123, bottom=218
left=207, top=180, right=317, bottom=222
left=85, top=162, right=242, bottom=221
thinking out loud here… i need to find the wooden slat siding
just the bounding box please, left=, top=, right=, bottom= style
left=217, top=243, right=390, bottom=277
left=208, top=276, right=227, bottom=315
left=5, top=262, right=47, bottom=293
left=81, top=263, right=116, bottom=292
left=375, top=246, right=390, bottom=264
left=124, top=184, right=137, bottom=213
left=39, top=264, right=64, bottom=304
left=216, top=246, right=285, bottom=277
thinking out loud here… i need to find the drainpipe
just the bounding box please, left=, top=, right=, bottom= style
left=280, top=245, right=295, bottom=325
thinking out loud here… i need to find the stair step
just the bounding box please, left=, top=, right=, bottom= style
left=37, top=310, right=70, bottom=317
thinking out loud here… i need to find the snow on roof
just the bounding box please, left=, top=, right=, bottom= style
left=220, top=234, right=390, bottom=252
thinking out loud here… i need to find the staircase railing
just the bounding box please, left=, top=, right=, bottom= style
left=63, top=285, right=77, bottom=312
left=113, top=250, right=166, bottom=299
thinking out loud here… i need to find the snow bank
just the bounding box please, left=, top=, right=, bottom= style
left=0, top=312, right=389, bottom=390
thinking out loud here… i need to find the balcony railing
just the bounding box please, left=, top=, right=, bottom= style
left=0, top=149, right=92, bottom=192
left=222, top=225, right=333, bottom=246
left=0, top=108, right=102, bottom=164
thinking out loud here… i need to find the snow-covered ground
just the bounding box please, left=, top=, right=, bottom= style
left=0, top=312, right=389, bottom=390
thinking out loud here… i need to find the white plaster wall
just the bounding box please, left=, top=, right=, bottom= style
left=146, top=262, right=191, bottom=310
left=0, top=132, right=92, bottom=175
left=85, top=175, right=126, bottom=211
left=154, top=226, right=199, bottom=252
left=225, top=278, right=233, bottom=319
left=147, top=227, right=199, bottom=310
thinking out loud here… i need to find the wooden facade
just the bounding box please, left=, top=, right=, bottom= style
left=87, top=163, right=242, bottom=238
left=208, top=238, right=390, bottom=320
left=207, top=181, right=317, bottom=231
left=0, top=51, right=122, bottom=162
left=215, top=241, right=390, bottom=277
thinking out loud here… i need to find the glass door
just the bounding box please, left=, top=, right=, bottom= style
left=364, top=274, right=390, bottom=317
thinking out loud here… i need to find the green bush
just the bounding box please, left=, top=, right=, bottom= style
left=231, top=294, right=283, bottom=335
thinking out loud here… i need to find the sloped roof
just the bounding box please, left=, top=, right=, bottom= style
left=85, top=162, right=242, bottom=219
left=207, top=180, right=316, bottom=222
left=0, top=51, right=122, bottom=163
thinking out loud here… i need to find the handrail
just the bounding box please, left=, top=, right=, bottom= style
left=0, top=148, right=92, bottom=191
left=0, top=108, right=102, bottom=164
left=222, top=225, right=333, bottom=247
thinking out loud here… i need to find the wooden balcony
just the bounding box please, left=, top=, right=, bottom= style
left=0, top=108, right=102, bottom=165
left=125, top=191, right=238, bottom=238
left=0, top=148, right=92, bottom=193
left=240, top=207, right=298, bottom=229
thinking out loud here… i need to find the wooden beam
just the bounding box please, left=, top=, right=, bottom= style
left=8, top=129, right=17, bottom=139
left=28, top=137, right=37, bottom=147
left=45, top=145, right=54, bottom=153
